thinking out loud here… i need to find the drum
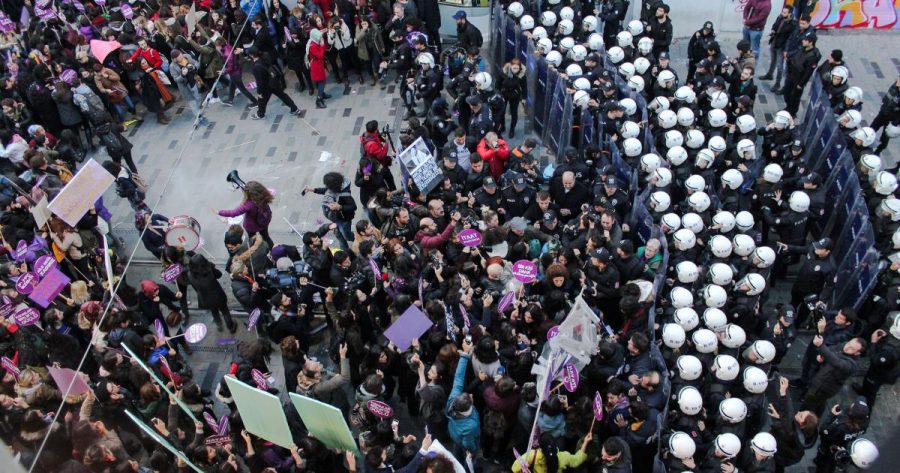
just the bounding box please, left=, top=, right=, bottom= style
left=165, top=215, right=201, bottom=250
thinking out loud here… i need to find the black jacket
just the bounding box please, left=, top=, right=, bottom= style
left=787, top=46, right=822, bottom=88
left=456, top=20, right=483, bottom=51
left=769, top=14, right=796, bottom=49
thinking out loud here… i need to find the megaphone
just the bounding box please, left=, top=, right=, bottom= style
left=226, top=170, right=246, bottom=190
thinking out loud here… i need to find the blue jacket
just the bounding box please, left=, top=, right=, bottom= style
left=446, top=354, right=480, bottom=453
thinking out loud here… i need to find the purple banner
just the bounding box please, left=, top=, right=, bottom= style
left=0, top=12, right=14, bottom=33
left=369, top=258, right=381, bottom=280
left=29, top=268, right=70, bottom=308
left=162, top=264, right=183, bottom=283
left=458, top=229, right=482, bottom=247
left=547, top=325, right=560, bottom=340
left=512, top=260, right=538, bottom=283
left=383, top=305, right=433, bottom=351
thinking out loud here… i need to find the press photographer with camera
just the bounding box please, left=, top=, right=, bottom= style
left=267, top=286, right=315, bottom=349
left=360, top=120, right=397, bottom=191
left=303, top=172, right=358, bottom=251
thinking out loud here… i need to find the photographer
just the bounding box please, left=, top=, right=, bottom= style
left=304, top=172, right=358, bottom=251
left=267, top=289, right=312, bottom=349
left=360, top=120, right=397, bottom=191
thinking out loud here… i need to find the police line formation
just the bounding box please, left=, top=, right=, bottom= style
left=0, top=0, right=899, bottom=472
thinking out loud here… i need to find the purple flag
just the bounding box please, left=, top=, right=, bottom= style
left=369, top=258, right=381, bottom=280
left=459, top=304, right=471, bottom=331
left=497, top=291, right=515, bottom=312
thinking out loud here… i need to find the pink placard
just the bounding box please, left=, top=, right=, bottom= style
left=592, top=391, right=604, bottom=421
left=547, top=325, right=560, bottom=340
left=1, top=356, right=19, bottom=377
left=562, top=363, right=579, bottom=392
left=458, top=229, right=482, bottom=247
left=204, top=434, right=232, bottom=446
left=366, top=399, right=394, bottom=418
left=29, top=268, right=70, bottom=308
left=162, top=264, right=183, bottom=282
left=33, top=254, right=57, bottom=278
left=251, top=368, right=268, bottom=390
left=13, top=306, right=40, bottom=326
left=512, top=260, right=538, bottom=283
left=47, top=366, right=92, bottom=395
left=184, top=323, right=208, bottom=343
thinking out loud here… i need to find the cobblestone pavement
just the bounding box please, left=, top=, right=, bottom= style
left=105, top=28, right=900, bottom=472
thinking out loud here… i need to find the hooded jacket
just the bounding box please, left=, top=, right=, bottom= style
left=446, top=353, right=480, bottom=453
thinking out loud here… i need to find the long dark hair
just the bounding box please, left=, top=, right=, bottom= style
left=538, top=432, right=560, bottom=473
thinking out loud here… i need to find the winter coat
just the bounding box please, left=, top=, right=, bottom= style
left=355, top=24, right=385, bottom=61
left=222, top=44, right=243, bottom=75
left=309, top=41, right=327, bottom=81
left=326, top=20, right=353, bottom=51
left=188, top=38, right=226, bottom=80
left=446, top=354, right=480, bottom=453
left=51, top=88, right=83, bottom=127
left=743, top=0, right=772, bottom=30
left=187, top=261, right=228, bottom=310
left=218, top=200, right=273, bottom=234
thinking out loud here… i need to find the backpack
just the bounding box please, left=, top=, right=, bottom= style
left=482, top=409, right=508, bottom=439
left=74, top=90, right=108, bottom=125
left=268, top=64, right=286, bottom=90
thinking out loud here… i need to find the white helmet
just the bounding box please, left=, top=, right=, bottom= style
left=607, top=46, right=625, bottom=64
left=676, top=355, right=702, bottom=381
left=557, top=19, right=574, bottom=36
left=634, top=57, right=651, bottom=74
left=704, top=307, right=729, bottom=331
left=892, top=311, right=900, bottom=338
left=540, top=11, right=557, bottom=27
left=738, top=273, right=766, bottom=296
left=671, top=287, right=695, bottom=310
left=732, top=234, right=756, bottom=257
left=681, top=212, right=704, bottom=234
left=736, top=139, right=756, bottom=159
left=650, top=191, right=671, bottom=211
left=715, top=433, right=742, bottom=459
left=750, top=432, right=777, bottom=457
left=641, top=153, right=662, bottom=172
left=708, top=136, right=727, bottom=153
left=616, top=31, right=633, bottom=48
left=573, top=77, right=592, bottom=91
left=721, top=168, right=744, bottom=190
left=844, top=86, right=864, bottom=105
left=663, top=323, right=686, bottom=349
left=713, top=354, right=741, bottom=381
left=676, top=107, right=695, bottom=127
left=531, top=26, right=548, bottom=41
left=849, top=438, right=879, bottom=468
left=719, top=398, right=748, bottom=423
left=677, top=385, right=703, bottom=415
left=709, top=90, right=729, bottom=110
left=839, top=109, right=863, bottom=129
left=789, top=191, right=810, bottom=213
left=507, top=2, right=524, bottom=18
left=685, top=174, right=706, bottom=193
left=582, top=16, right=598, bottom=33
left=623, top=137, right=643, bottom=157
left=708, top=108, right=728, bottom=128
left=859, top=154, right=883, bottom=174
left=658, top=109, right=677, bottom=129
left=559, top=36, right=575, bottom=52
left=709, top=235, right=733, bottom=259
left=649, top=96, right=670, bottom=112
left=692, top=328, right=719, bottom=353
left=569, top=44, right=588, bottom=62
left=637, top=37, right=654, bottom=55
left=573, top=90, right=591, bottom=108
left=830, top=65, right=849, bottom=84
left=752, top=246, right=776, bottom=268
left=882, top=197, right=900, bottom=221
left=887, top=122, right=900, bottom=138
left=559, top=6, right=575, bottom=21
left=654, top=168, right=673, bottom=188
left=695, top=149, right=716, bottom=168
left=674, top=307, right=700, bottom=331
left=627, top=19, right=644, bottom=37
left=851, top=127, right=877, bottom=147
left=473, top=71, right=492, bottom=90
left=874, top=171, right=898, bottom=195
left=703, top=284, right=728, bottom=308
left=621, top=120, right=641, bottom=139
left=587, top=32, right=604, bottom=51
left=546, top=50, right=563, bottom=67
left=688, top=191, right=711, bottom=212
left=667, top=146, right=689, bottom=166
left=627, top=75, right=645, bottom=93
left=519, top=14, right=534, bottom=30
left=736, top=114, right=756, bottom=134
left=657, top=69, right=676, bottom=88
left=774, top=110, right=793, bottom=127
left=675, top=86, right=696, bottom=103
left=742, top=366, right=768, bottom=394
left=547, top=0, right=560, bottom=4
left=673, top=228, right=697, bottom=251
left=537, top=37, right=553, bottom=53
left=676, top=261, right=700, bottom=283
left=893, top=229, right=900, bottom=249
left=661, top=213, right=682, bottom=231
left=565, top=63, right=583, bottom=78
left=712, top=211, right=736, bottom=233
left=416, top=52, right=435, bottom=68
left=708, top=263, right=734, bottom=286
left=735, top=211, right=754, bottom=232
left=620, top=98, right=637, bottom=116
left=762, top=163, right=784, bottom=183
left=745, top=340, right=777, bottom=364
left=685, top=129, right=705, bottom=149
left=669, top=431, right=697, bottom=460
left=720, top=324, right=747, bottom=349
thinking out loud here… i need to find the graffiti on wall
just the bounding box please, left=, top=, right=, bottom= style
left=790, top=0, right=900, bottom=29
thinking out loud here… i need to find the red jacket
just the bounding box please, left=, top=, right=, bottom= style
left=477, top=138, right=510, bottom=181
left=308, top=41, right=327, bottom=82
left=742, top=0, right=772, bottom=30
left=129, top=47, right=163, bottom=69
left=361, top=131, right=389, bottom=162
left=414, top=222, right=455, bottom=251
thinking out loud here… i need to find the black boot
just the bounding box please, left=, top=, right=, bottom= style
left=316, top=98, right=327, bottom=109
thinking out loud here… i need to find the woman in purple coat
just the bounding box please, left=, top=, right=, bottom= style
left=218, top=181, right=274, bottom=247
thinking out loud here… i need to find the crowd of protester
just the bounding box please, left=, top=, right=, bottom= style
left=0, top=0, right=899, bottom=472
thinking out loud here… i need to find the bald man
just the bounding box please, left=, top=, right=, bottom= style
left=414, top=211, right=461, bottom=252
left=549, top=170, right=591, bottom=221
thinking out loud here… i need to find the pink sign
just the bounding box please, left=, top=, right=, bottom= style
left=13, top=306, right=40, bottom=326
left=29, top=268, right=70, bottom=308
left=0, top=12, right=14, bottom=33
left=0, top=303, right=14, bottom=319
left=15, top=272, right=38, bottom=294
left=512, top=260, right=538, bottom=283
left=154, top=319, right=165, bottom=338
left=458, top=229, right=482, bottom=247
left=13, top=240, right=29, bottom=262
left=251, top=368, right=268, bottom=390
left=47, top=366, right=92, bottom=395
left=366, top=399, right=394, bottom=418
left=547, top=325, right=560, bottom=340
left=33, top=255, right=57, bottom=278
left=121, top=4, right=133, bottom=19
left=204, top=434, right=231, bottom=446
left=247, top=308, right=261, bottom=330
left=592, top=391, right=604, bottom=421
left=562, top=363, right=579, bottom=392
left=203, top=412, right=218, bottom=432
left=497, top=291, right=515, bottom=312
left=162, top=264, right=183, bottom=282
left=1, top=356, right=19, bottom=377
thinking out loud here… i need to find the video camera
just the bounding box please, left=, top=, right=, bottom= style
left=265, top=259, right=309, bottom=293
left=226, top=170, right=246, bottom=190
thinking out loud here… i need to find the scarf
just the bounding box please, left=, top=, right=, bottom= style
left=306, top=29, right=322, bottom=61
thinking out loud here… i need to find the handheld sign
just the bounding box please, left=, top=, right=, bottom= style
left=251, top=369, right=268, bottom=390
left=217, top=416, right=229, bottom=435
left=497, top=291, right=515, bottom=312
left=366, top=399, right=394, bottom=418
left=154, top=319, right=165, bottom=338
left=369, top=258, right=381, bottom=280
left=203, top=412, right=218, bottom=432
left=247, top=308, right=261, bottom=330
left=0, top=302, right=14, bottom=319
left=204, top=434, right=231, bottom=447
left=15, top=272, right=38, bottom=294
left=33, top=255, right=57, bottom=278
left=547, top=325, right=560, bottom=340
left=512, top=260, right=538, bottom=283
left=121, top=3, right=133, bottom=18
left=13, top=240, right=29, bottom=262
left=458, top=229, right=482, bottom=247
left=13, top=307, right=40, bottom=326
left=1, top=356, right=19, bottom=377
left=184, top=323, right=208, bottom=343
left=162, top=264, right=184, bottom=283
left=592, top=391, right=604, bottom=421
left=562, top=363, right=579, bottom=392
left=459, top=304, right=471, bottom=332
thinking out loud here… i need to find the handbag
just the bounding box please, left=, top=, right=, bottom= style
left=166, top=310, right=183, bottom=327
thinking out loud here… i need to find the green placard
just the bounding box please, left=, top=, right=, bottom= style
left=224, top=376, right=295, bottom=449
left=289, top=393, right=358, bottom=452
left=121, top=343, right=199, bottom=423
left=125, top=410, right=203, bottom=473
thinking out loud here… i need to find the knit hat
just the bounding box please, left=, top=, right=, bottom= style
left=140, top=280, right=159, bottom=297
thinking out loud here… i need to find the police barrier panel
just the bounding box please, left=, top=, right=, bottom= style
left=653, top=230, right=670, bottom=298
left=517, top=25, right=529, bottom=65
left=543, top=75, right=571, bottom=157
left=819, top=153, right=858, bottom=236
left=579, top=105, right=597, bottom=153
left=504, top=13, right=518, bottom=64
left=836, top=249, right=884, bottom=310
left=533, top=57, right=549, bottom=138
left=833, top=198, right=873, bottom=273
left=799, top=76, right=826, bottom=140
left=491, top=6, right=504, bottom=73
left=808, top=116, right=842, bottom=173
left=610, top=145, right=635, bottom=193
left=524, top=40, right=538, bottom=115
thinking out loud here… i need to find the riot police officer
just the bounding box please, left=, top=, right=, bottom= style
left=780, top=237, right=836, bottom=327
